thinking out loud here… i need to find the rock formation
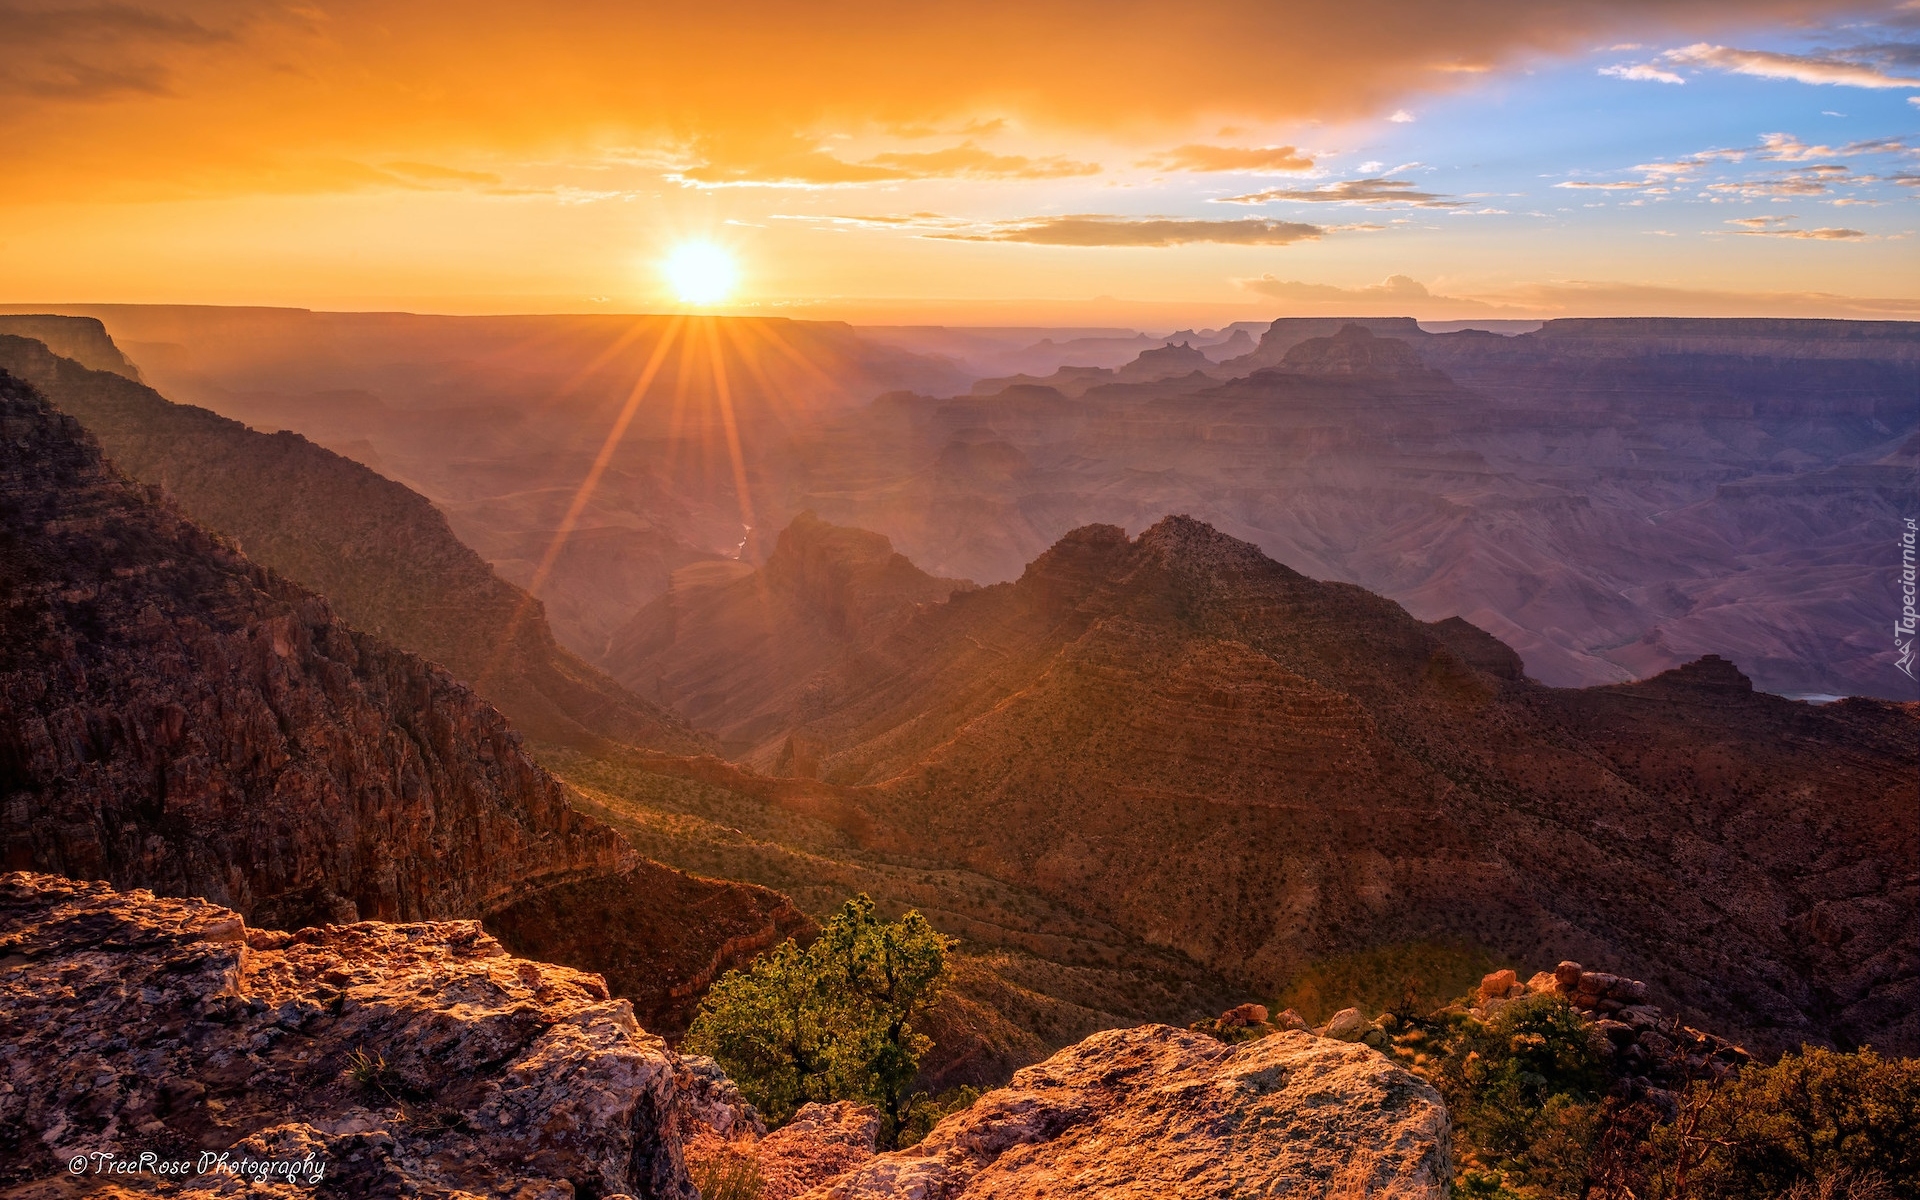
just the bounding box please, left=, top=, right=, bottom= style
left=804, top=1025, right=1450, bottom=1199
left=0, top=331, right=699, bottom=752
left=623, top=515, right=1919, bottom=1056
left=0, top=314, right=142, bottom=378
left=0, top=872, right=698, bottom=1198
left=775, top=317, right=1919, bottom=699
left=605, top=512, right=971, bottom=759
left=0, top=369, right=804, bottom=1026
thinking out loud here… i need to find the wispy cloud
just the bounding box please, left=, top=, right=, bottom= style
left=1724, top=215, right=1868, bottom=238
left=1218, top=177, right=1461, bottom=207
left=1607, top=42, right=1920, bottom=89
left=935, top=214, right=1327, bottom=246
left=1141, top=144, right=1315, bottom=173
left=670, top=137, right=1099, bottom=187
left=863, top=142, right=1100, bottom=179
left=1600, top=63, right=1686, bottom=84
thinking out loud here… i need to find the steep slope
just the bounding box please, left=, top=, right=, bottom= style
left=0, top=332, right=700, bottom=752
left=604, top=512, right=972, bottom=758
left=633, top=516, right=1919, bottom=1056
left=0, top=370, right=803, bottom=1029
left=3, top=304, right=969, bottom=657
left=0, top=314, right=142, bottom=378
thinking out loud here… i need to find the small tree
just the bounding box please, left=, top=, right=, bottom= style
left=685, top=895, right=951, bottom=1147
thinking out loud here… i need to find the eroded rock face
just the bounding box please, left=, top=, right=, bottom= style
left=0, top=369, right=806, bottom=1029
left=0, top=334, right=701, bottom=753
left=805, top=1025, right=1450, bottom=1200
left=0, top=872, right=697, bottom=1199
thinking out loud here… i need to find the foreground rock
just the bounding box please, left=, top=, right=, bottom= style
left=805, top=1025, right=1450, bottom=1199
left=0, top=872, right=696, bottom=1198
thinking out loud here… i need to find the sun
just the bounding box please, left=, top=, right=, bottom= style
left=661, top=242, right=739, bottom=306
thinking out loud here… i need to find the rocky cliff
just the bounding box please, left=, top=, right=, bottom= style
left=0, top=315, right=142, bottom=378
left=0, top=872, right=699, bottom=1198
left=627, top=515, right=1920, bottom=1057
left=0, top=331, right=700, bottom=752
left=0, top=370, right=803, bottom=1026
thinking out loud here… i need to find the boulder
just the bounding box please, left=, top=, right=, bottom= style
left=757, top=1102, right=881, bottom=1200
left=1222, top=1002, right=1270, bottom=1027
left=1555, top=961, right=1584, bottom=991
left=1272, top=1008, right=1310, bottom=1031
left=803, top=1025, right=1449, bottom=1199
left=1322, top=1007, right=1372, bottom=1041
left=0, top=872, right=697, bottom=1199
left=1477, top=969, right=1519, bottom=1002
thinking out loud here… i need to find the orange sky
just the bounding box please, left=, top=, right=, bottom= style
left=5, top=0, right=1917, bottom=319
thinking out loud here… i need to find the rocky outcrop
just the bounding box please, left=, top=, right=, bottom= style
left=0, top=334, right=700, bottom=752
left=0, top=369, right=802, bottom=1025
left=1485, top=964, right=1750, bottom=1095
left=1275, top=323, right=1450, bottom=381
left=804, top=1025, right=1450, bottom=1199
left=0, top=872, right=699, bottom=1198
left=755, top=1103, right=882, bottom=1200
left=0, top=315, right=141, bottom=379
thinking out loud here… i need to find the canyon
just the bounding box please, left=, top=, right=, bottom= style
left=615, top=511, right=1919, bottom=1059
left=13, top=308, right=1910, bottom=700
left=0, top=367, right=802, bottom=1030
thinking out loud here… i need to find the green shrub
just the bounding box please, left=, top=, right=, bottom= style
left=684, top=894, right=951, bottom=1148
left=1428, top=993, right=1612, bottom=1199
left=1644, top=1047, right=1920, bottom=1200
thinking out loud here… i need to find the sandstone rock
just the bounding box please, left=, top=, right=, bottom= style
left=1222, top=1002, right=1269, bottom=1027
left=1272, top=1008, right=1309, bottom=1031
left=0, top=872, right=698, bottom=1198
left=803, top=1025, right=1449, bottom=1199
left=1555, top=961, right=1584, bottom=992
left=675, top=1053, right=767, bottom=1141
left=757, top=1102, right=881, bottom=1200
left=1322, top=1007, right=1372, bottom=1042
left=1478, top=969, right=1519, bottom=1002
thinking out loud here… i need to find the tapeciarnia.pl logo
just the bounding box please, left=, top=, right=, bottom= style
left=1898, top=516, right=1917, bottom=681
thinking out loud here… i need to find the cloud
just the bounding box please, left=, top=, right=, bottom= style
left=862, top=142, right=1100, bottom=179
left=1600, top=63, right=1686, bottom=83
left=1244, top=273, right=1920, bottom=316
left=0, top=1, right=236, bottom=100
left=668, top=137, right=1100, bottom=186
left=939, top=215, right=1327, bottom=246
left=1219, top=176, right=1463, bottom=207
left=1388, top=109, right=1416, bottom=122
left=1241, top=273, right=1484, bottom=307
left=1142, top=144, right=1315, bottom=173
left=1663, top=42, right=1920, bottom=87
left=0, top=0, right=1883, bottom=201
left=1726, top=216, right=1869, bottom=238
left=383, top=161, right=503, bottom=186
